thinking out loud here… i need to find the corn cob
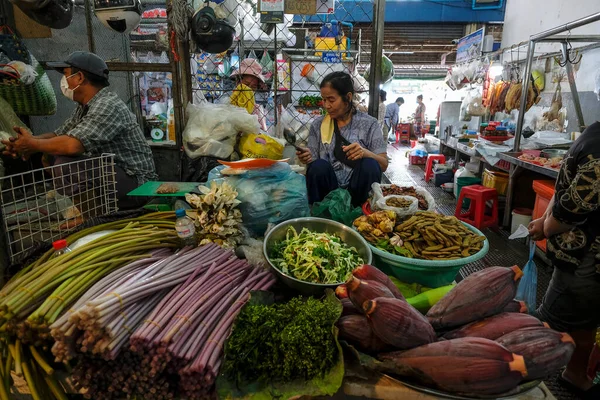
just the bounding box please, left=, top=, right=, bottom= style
left=497, top=327, right=575, bottom=380
left=352, top=265, right=405, bottom=300
left=364, top=297, right=435, bottom=349
left=443, top=312, right=548, bottom=340
left=378, top=337, right=528, bottom=395
left=427, top=266, right=523, bottom=330
left=346, top=276, right=394, bottom=311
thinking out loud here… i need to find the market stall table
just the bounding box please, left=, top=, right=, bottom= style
left=498, top=152, right=559, bottom=227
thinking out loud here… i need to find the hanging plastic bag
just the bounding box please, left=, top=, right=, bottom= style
left=312, top=188, right=363, bottom=227
left=207, top=163, right=310, bottom=236
left=375, top=195, right=418, bottom=217
left=259, top=50, right=274, bottom=80
left=238, top=133, right=284, bottom=160
left=516, top=240, right=538, bottom=313
left=183, top=102, right=260, bottom=159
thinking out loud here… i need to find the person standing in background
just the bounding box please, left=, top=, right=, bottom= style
left=414, top=94, right=426, bottom=138
left=378, top=90, right=387, bottom=140
left=384, top=97, right=404, bottom=140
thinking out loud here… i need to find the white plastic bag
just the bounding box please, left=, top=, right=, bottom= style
left=376, top=195, right=418, bottom=217
left=371, top=183, right=436, bottom=212
left=183, top=102, right=260, bottom=159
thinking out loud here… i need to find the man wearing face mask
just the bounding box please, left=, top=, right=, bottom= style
left=1, top=51, right=157, bottom=208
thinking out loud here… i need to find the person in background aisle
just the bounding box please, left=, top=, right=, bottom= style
left=296, top=71, right=388, bottom=207
left=1, top=51, right=157, bottom=209
left=528, top=120, right=600, bottom=397
left=230, top=58, right=268, bottom=132
left=384, top=97, right=404, bottom=141
left=378, top=90, right=387, bottom=140
left=413, top=94, right=426, bottom=138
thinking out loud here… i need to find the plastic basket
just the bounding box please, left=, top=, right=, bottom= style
left=482, top=169, right=509, bottom=196
left=409, top=155, right=427, bottom=165
left=368, top=222, right=489, bottom=288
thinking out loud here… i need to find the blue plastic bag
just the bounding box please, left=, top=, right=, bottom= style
left=207, top=163, right=310, bottom=236
left=516, top=240, right=538, bottom=313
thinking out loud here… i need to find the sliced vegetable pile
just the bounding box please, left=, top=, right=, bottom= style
left=269, top=227, right=364, bottom=284
left=297, top=95, right=323, bottom=108
left=354, top=211, right=486, bottom=259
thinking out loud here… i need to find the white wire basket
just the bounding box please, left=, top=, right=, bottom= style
left=0, top=154, right=118, bottom=264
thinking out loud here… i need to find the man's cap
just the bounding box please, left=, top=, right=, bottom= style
left=47, top=51, right=109, bottom=80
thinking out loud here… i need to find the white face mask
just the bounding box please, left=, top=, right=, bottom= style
left=60, top=73, right=80, bottom=101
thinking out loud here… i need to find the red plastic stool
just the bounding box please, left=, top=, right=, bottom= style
left=455, top=185, right=499, bottom=230
left=424, top=154, right=446, bottom=183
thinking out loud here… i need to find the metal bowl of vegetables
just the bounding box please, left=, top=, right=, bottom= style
left=264, top=217, right=372, bottom=296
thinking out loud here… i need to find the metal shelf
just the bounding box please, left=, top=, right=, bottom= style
left=498, top=152, right=559, bottom=179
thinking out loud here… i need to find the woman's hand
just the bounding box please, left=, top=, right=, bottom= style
left=343, top=143, right=364, bottom=161
left=528, top=217, right=546, bottom=241
left=296, top=147, right=312, bottom=164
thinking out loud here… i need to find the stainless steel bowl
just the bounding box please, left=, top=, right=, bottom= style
left=541, top=148, right=568, bottom=159
left=264, top=217, right=373, bottom=296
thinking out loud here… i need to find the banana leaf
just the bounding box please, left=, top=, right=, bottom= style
left=217, top=289, right=344, bottom=400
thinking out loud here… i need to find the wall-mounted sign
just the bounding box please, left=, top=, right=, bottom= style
left=456, top=28, right=485, bottom=63
left=317, top=0, right=335, bottom=14
left=285, top=0, right=318, bottom=15
left=260, top=0, right=284, bottom=23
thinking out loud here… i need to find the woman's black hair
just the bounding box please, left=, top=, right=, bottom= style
left=320, top=71, right=356, bottom=116
left=380, top=90, right=387, bottom=102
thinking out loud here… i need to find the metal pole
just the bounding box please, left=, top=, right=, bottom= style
left=513, top=40, right=535, bottom=152
left=562, top=41, right=586, bottom=132
left=368, top=0, right=386, bottom=117
left=530, top=12, right=600, bottom=42
left=84, top=0, right=96, bottom=53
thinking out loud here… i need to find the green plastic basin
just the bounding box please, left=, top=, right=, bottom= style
left=369, top=223, right=489, bottom=288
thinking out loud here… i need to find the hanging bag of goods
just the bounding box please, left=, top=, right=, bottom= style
left=0, top=27, right=57, bottom=116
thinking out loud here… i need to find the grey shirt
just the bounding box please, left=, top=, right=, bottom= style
left=308, top=112, right=386, bottom=187
left=385, top=102, right=400, bottom=127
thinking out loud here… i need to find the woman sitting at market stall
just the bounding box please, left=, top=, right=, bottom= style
left=296, top=71, right=388, bottom=206
left=230, top=58, right=268, bottom=132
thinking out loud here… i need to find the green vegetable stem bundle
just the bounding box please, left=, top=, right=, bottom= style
left=270, top=227, right=364, bottom=284
left=223, top=295, right=341, bottom=384
left=0, top=218, right=178, bottom=344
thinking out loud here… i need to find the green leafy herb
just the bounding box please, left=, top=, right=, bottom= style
left=270, top=227, right=364, bottom=284
left=222, top=293, right=341, bottom=386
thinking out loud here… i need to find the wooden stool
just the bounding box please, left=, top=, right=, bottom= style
left=424, top=154, right=446, bottom=183
left=455, top=185, right=499, bottom=230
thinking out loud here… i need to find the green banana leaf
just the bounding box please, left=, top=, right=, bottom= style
left=217, top=289, right=345, bottom=400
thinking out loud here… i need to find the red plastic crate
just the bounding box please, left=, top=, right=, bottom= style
left=409, top=155, right=427, bottom=165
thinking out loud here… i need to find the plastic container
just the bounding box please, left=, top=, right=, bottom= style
left=532, top=180, right=555, bottom=252
left=409, top=155, right=427, bottom=165
left=511, top=208, right=533, bottom=235
left=52, top=239, right=72, bottom=258
left=456, top=177, right=481, bottom=209
left=482, top=169, right=509, bottom=196
left=369, top=223, right=489, bottom=287
left=453, top=163, right=475, bottom=198
left=175, top=209, right=196, bottom=246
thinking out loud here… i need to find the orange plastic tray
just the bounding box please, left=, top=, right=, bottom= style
left=218, top=158, right=290, bottom=169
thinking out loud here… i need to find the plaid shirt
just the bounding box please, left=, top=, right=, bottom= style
left=55, top=88, right=158, bottom=184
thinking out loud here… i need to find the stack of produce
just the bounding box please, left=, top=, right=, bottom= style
left=185, top=181, right=243, bottom=248
left=354, top=211, right=486, bottom=259
left=337, top=264, right=576, bottom=396
left=52, top=245, right=275, bottom=399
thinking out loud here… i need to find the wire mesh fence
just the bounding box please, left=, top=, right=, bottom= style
left=0, top=154, right=118, bottom=264
left=189, top=0, right=379, bottom=151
